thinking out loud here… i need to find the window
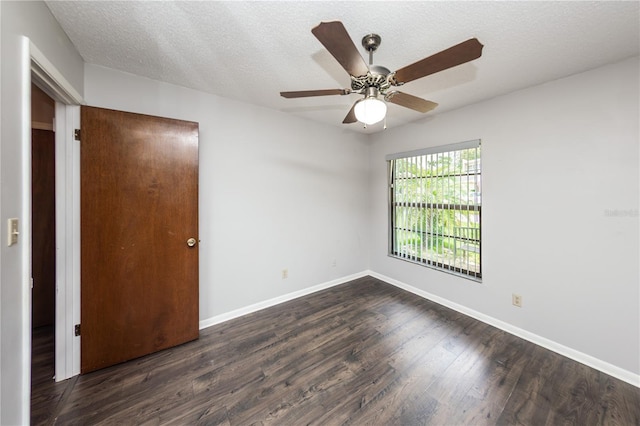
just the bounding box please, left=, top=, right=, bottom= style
left=387, top=140, right=482, bottom=280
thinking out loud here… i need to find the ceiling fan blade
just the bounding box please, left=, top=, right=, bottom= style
left=385, top=91, right=438, bottom=113
left=311, top=21, right=369, bottom=77
left=342, top=101, right=358, bottom=124
left=393, top=38, right=484, bottom=84
left=280, top=89, right=350, bottom=98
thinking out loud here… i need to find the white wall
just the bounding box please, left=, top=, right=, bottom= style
left=0, top=1, right=84, bottom=423
left=84, top=64, right=371, bottom=322
left=369, top=57, right=640, bottom=378
left=1, top=3, right=638, bottom=422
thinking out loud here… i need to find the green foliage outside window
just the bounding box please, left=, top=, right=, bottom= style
left=390, top=145, right=481, bottom=279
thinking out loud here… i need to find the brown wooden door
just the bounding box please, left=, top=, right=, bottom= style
left=80, top=106, right=199, bottom=374
left=32, top=129, right=56, bottom=328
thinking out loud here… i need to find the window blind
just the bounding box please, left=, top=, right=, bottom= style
left=388, top=140, right=482, bottom=280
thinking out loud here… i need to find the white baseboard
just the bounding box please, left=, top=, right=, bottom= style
left=368, top=271, right=640, bottom=388
left=198, top=270, right=639, bottom=388
left=199, top=271, right=370, bottom=330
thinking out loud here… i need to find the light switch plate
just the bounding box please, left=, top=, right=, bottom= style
left=7, top=218, right=18, bottom=246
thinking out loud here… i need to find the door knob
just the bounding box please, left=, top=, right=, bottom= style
left=187, top=238, right=197, bottom=247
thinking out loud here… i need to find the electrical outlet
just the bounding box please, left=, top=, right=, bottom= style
left=282, top=269, right=288, bottom=279
left=512, top=294, right=522, bottom=307
left=332, top=259, right=337, bottom=267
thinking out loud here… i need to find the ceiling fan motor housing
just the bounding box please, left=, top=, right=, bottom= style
left=350, top=64, right=394, bottom=94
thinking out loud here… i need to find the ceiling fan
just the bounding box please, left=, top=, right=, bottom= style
left=280, top=21, right=484, bottom=126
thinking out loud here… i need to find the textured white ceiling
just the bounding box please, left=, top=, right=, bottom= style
left=45, top=1, right=639, bottom=134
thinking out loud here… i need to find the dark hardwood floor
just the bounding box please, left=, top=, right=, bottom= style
left=32, top=276, right=640, bottom=425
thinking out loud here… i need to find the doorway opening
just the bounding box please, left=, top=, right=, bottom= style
left=28, top=42, right=84, bottom=424
left=30, top=83, right=57, bottom=420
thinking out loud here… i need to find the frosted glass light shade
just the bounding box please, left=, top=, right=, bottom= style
left=354, top=97, right=387, bottom=125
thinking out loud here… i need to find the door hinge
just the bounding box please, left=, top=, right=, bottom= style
left=74, top=129, right=81, bottom=141
left=74, top=324, right=81, bottom=336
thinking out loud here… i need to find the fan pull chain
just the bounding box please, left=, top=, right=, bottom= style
left=383, top=116, right=387, bottom=130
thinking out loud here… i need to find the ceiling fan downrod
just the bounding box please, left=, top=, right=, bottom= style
left=361, top=33, right=381, bottom=65
left=353, top=34, right=394, bottom=96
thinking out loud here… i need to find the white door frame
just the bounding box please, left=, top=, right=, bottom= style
left=30, top=41, right=83, bottom=381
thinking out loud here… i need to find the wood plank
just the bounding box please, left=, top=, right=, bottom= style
left=32, top=277, right=640, bottom=425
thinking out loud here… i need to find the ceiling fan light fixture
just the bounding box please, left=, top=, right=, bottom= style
left=354, top=87, right=387, bottom=125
